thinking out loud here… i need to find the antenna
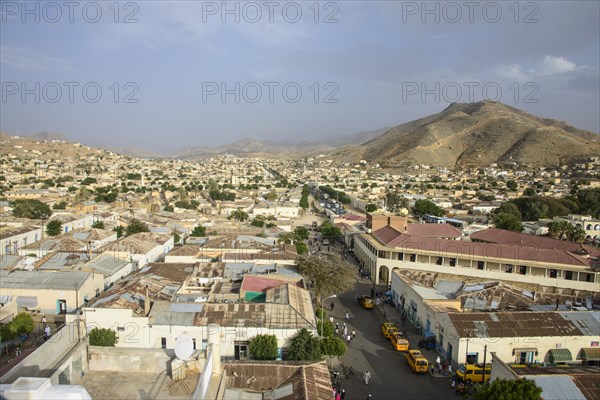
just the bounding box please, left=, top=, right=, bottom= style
left=174, top=334, right=194, bottom=361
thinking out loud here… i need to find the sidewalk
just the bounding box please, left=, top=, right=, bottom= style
left=373, top=301, right=452, bottom=380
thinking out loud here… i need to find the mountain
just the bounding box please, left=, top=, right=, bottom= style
left=28, top=132, right=70, bottom=141
left=330, top=101, right=599, bottom=168
left=170, top=128, right=391, bottom=160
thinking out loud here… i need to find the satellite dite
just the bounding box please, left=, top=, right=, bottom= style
left=172, top=334, right=196, bottom=381
left=174, top=334, right=195, bottom=361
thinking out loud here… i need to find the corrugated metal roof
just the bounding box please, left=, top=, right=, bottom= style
left=527, top=375, right=586, bottom=400
left=0, top=270, right=90, bottom=290
left=562, top=312, right=600, bottom=336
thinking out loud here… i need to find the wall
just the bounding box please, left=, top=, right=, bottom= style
left=49, top=340, right=88, bottom=385
left=0, top=323, right=80, bottom=384
left=2, top=228, right=43, bottom=257
left=490, top=352, right=520, bottom=382
left=88, top=346, right=173, bottom=374
left=0, top=298, right=17, bottom=323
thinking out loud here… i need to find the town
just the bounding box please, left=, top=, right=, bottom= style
left=0, top=133, right=599, bottom=400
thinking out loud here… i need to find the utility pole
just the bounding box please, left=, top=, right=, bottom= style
left=482, top=344, right=488, bottom=379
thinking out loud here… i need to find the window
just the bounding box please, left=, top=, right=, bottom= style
left=161, top=337, right=167, bottom=349
left=398, top=252, right=404, bottom=261
left=565, top=271, right=573, bottom=280
left=235, top=341, right=249, bottom=360
left=505, top=264, right=513, bottom=273
left=436, top=257, right=443, bottom=265
left=192, top=338, right=196, bottom=350
left=519, top=266, right=527, bottom=275
left=410, top=254, right=416, bottom=262
left=449, top=258, right=457, bottom=267
left=549, top=269, right=558, bottom=278
left=477, top=261, right=485, bottom=270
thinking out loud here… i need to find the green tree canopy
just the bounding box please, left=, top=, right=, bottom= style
left=295, top=242, right=308, bottom=255
left=320, top=336, right=346, bottom=357
left=548, top=220, right=573, bottom=240
left=11, top=199, right=52, bottom=219
left=46, top=220, right=63, bottom=236
left=385, top=192, right=409, bottom=214
left=365, top=203, right=377, bottom=212
left=228, top=209, right=249, bottom=222
left=473, top=378, right=542, bottom=400
left=249, top=334, right=278, bottom=360
left=294, top=226, right=309, bottom=241
left=113, top=226, right=124, bottom=238
left=9, top=313, right=35, bottom=336
left=89, top=328, right=118, bottom=346
left=190, top=225, right=207, bottom=237
left=296, top=252, right=355, bottom=304
left=411, top=199, right=444, bottom=218
left=53, top=200, right=67, bottom=210
left=492, top=213, right=523, bottom=232
left=287, top=328, right=322, bottom=361
left=320, top=220, right=342, bottom=240
left=126, top=219, right=150, bottom=235
left=493, top=202, right=522, bottom=220
left=92, top=220, right=105, bottom=229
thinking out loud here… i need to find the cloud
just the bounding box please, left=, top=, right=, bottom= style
left=0, top=45, right=74, bottom=72
left=534, top=55, right=577, bottom=76
left=495, top=55, right=579, bottom=82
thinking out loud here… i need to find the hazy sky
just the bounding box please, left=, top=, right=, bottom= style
left=1, top=1, right=599, bottom=153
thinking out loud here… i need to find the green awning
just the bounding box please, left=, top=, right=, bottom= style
left=547, top=349, right=573, bottom=362
left=578, top=348, right=600, bottom=361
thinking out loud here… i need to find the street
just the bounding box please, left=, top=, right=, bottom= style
left=326, top=280, right=455, bottom=400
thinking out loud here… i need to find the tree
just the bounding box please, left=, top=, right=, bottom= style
left=278, top=232, right=296, bottom=245
left=92, top=220, right=105, bottom=229
left=506, top=179, right=518, bottom=191
left=411, top=199, right=444, bottom=218
left=113, top=226, right=124, bottom=239
left=566, top=226, right=586, bottom=243
left=295, top=242, right=308, bottom=255
left=190, top=225, right=207, bottom=237
left=320, top=220, right=342, bottom=240
left=294, top=226, right=309, bottom=241
left=229, top=209, right=249, bottom=222
left=320, top=336, right=346, bottom=358
left=46, top=220, right=63, bottom=236
left=316, top=318, right=334, bottom=337
left=299, top=195, right=309, bottom=209
left=287, top=328, right=322, bottom=361
left=523, top=188, right=536, bottom=197
left=493, top=202, right=522, bottom=220
left=493, top=213, right=523, bottom=232
left=8, top=313, right=34, bottom=336
left=173, top=232, right=181, bottom=244
left=365, top=203, right=377, bottom=212
left=575, top=188, right=600, bottom=219
left=0, top=324, right=16, bottom=342
left=248, top=334, right=278, bottom=360
left=264, top=192, right=278, bottom=202
left=11, top=199, right=52, bottom=219
left=385, top=192, right=409, bottom=214
left=53, top=200, right=67, bottom=210
left=251, top=218, right=265, bottom=228
left=88, top=328, right=118, bottom=346
left=126, top=219, right=149, bottom=235
left=296, top=252, right=355, bottom=305
left=548, top=220, right=572, bottom=240
left=472, top=378, right=542, bottom=400
left=80, top=177, right=97, bottom=185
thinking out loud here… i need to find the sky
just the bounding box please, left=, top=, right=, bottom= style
left=1, top=0, right=599, bottom=153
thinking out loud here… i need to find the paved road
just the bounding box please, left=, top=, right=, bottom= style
left=326, top=280, right=456, bottom=400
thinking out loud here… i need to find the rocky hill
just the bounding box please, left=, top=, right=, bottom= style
left=330, top=101, right=599, bottom=168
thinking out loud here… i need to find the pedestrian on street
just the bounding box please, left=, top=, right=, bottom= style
left=364, top=370, right=371, bottom=385
left=346, top=334, right=351, bottom=344
left=348, top=366, right=354, bottom=376
left=351, top=329, right=356, bottom=338
left=41, top=315, right=47, bottom=325
left=330, top=302, right=335, bottom=311
left=345, top=311, right=349, bottom=320
left=330, top=315, right=334, bottom=323
left=340, top=388, right=346, bottom=399
left=367, top=394, right=372, bottom=400
left=448, top=365, right=453, bottom=376
left=436, top=356, right=441, bottom=372
left=335, top=392, right=341, bottom=400
left=44, top=325, right=51, bottom=341
left=343, top=325, right=347, bottom=336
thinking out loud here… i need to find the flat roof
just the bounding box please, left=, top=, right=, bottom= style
left=0, top=270, right=90, bottom=290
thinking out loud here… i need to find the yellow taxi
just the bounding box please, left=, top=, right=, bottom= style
left=390, top=332, right=409, bottom=351
left=360, top=296, right=375, bottom=309
left=381, top=322, right=399, bottom=339
left=456, top=364, right=491, bottom=383
left=406, top=350, right=429, bottom=373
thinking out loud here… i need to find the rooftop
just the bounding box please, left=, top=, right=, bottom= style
left=0, top=269, right=90, bottom=290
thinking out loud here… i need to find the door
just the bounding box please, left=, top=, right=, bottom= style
left=57, top=299, right=67, bottom=314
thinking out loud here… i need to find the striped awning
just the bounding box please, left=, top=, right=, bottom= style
left=547, top=349, right=573, bottom=363
left=578, top=348, right=600, bottom=361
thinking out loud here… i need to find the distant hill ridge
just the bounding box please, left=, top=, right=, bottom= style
left=330, top=100, right=599, bottom=168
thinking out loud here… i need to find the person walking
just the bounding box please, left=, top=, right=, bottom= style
left=41, top=315, right=47, bottom=325
left=364, top=370, right=371, bottom=385
left=436, top=356, right=441, bottom=373
left=345, top=311, right=349, bottom=320
left=346, top=334, right=351, bottom=344
left=351, top=329, right=356, bottom=338
left=340, top=388, right=346, bottom=399
left=330, top=302, right=335, bottom=311
left=44, top=325, right=51, bottom=341
left=343, top=325, right=347, bottom=336
left=367, top=395, right=372, bottom=400
left=348, top=366, right=354, bottom=377
left=330, top=316, right=334, bottom=323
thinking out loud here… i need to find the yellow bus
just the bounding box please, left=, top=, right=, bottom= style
left=381, top=322, right=399, bottom=339
left=390, top=333, right=409, bottom=351
left=406, top=350, right=428, bottom=373
left=456, top=364, right=491, bottom=383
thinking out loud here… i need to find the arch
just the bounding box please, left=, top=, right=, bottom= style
left=575, top=223, right=582, bottom=229
left=379, top=265, right=391, bottom=285
left=586, top=224, right=593, bottom=230
left=594, top=224, right=600, bottom=230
